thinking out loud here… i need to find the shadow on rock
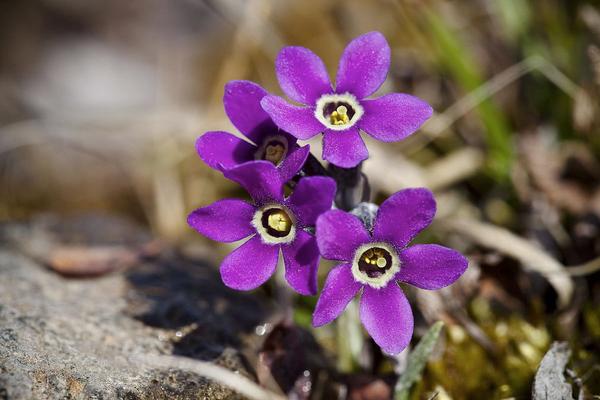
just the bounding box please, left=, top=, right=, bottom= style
left=125, top=254, right=270, bottom=361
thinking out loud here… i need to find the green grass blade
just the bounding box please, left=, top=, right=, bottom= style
left=395, top=321, right=445, bottom=400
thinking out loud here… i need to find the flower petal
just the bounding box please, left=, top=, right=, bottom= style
left=360, top=284, right=413, bottom=354
left=312, top=263, right=362, bottom=326
left=359, top=94, right=433, bottom=142
left=373, top=188, right=436, bottom=249
left=322, top=127, right=368, bottom=168
left=224, top=80, right=278, bottom=143
left=397, top=244, right=468, bottom=289
left=278, top=144, right=310, bottom=182
left=282, top=230, right=320, bottom=295
left=261, top=95, right=323, bottom=140
left=335, top=32, right=390, bottom=99
left=316, top=210, right=370, bottom=261
left=195, top=131, right=255, bottom=170
left=276, top=46, right=332, bottom=104
left=223, top=160, right=284, bottom=203
left=187, top=199, right=255, bottom=243
left=220, top=235, right=279, bottom=291
left=286, top=176, right=336, bottom=226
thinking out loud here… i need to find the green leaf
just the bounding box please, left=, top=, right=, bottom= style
left=395, top=321, right=445, bottom=400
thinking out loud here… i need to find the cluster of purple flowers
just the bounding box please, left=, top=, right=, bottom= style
left=188, top=32, right=467, bottom=354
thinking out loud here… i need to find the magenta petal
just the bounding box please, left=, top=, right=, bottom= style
left=224, top=80, right=277, bottom=143
left=196, top=131, right=255, bottom=170
left=282, top=231, right=320, bottom=295
left=373, top=188, right=436, bottom=249
left=360, top=284, right=414, bottom=354
left=223, top=160, right=284, bottom=203
left=397, top=244, right=468, bottom=290
left=261, top=96, right=323, bottom=140
left=316, top=210, right=370, bottom=261
left=187, top=199, right=254, bottom=242
left=359, top=94, right=433, bottom=142
left=220, top=235, right=279, bottom=290
left=278, top=144, right=310, bottom=182
left=322, top=128, right=368, bottom=168
left=276, top=46, right=332, bottom=105
left=287, top=176, right=336, bottom=226
left=312, top=263, right=362, bottom=326
left=335, top=32, right=391, bottom=99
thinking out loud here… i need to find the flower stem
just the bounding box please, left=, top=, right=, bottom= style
left=274, top=256, right=294, bottom=323
left=327, top=163, right=371, bottom=211
left=302, top=153, right=330, bottom=177
left=336, top=298, right=364, bottom=372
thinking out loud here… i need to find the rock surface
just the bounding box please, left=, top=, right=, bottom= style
left=0, top=215, right=270, bottom=399
left=531, top=342, right=574, bottom=400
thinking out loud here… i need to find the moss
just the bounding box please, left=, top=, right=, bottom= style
left=419, top=299, right=551, bottom=399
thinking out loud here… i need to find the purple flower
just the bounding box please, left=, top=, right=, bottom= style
left=188, top=160, right=336, bottom=295
left=312, top=188, right=468, bottom=354
left=261, top=32, right=433, bottom=168
left=197, top=80, right=310, bottom=182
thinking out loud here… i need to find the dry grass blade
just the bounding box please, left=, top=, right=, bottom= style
left=413, top=55, right=584, bottom=153
left=365, top=144, right=484, bottom=194
left=437, top=218, right=574, bottom=308
left=588, top=45, right=600, bottom=86
left=423, top=148, right=485, bottom=191
left=207, top=0, right=283, bottom=113
left=581, top=5, right=600, bottom=40
left=130, top=354, right=286, bottom=400
left=364, top=142, right=427, bottom=191
left=421, top=57, right=537, bottom=140
left=565, top=257, right=600, bottom=277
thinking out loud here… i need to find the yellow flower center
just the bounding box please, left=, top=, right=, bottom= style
left=252, top=204, right=297, bottom=245
left=315, top=93, right=363, bottom=131
left=264, top=143, right=286, bottom=165
left=352, top=242, right=401, bottom=289
left=361, top=247, right=389, bottom=269
left=255, top=136, right=289, bottom=166
left=329, top=105, right=350, bottom=126
left=266, top=209, right=292, bottom=235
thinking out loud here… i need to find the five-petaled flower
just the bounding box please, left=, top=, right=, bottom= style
left=197, top=80, right=310, bottom=182
left=312, top=188, right=468, bottom=354
left=261, top=31, right=433, bottom=168
left=188, top=160, right=336, bottom=295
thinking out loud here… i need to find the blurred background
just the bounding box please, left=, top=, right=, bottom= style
left=1, top=0, right=600, bottom=398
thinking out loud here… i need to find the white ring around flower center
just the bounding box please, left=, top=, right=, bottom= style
left=252, top=203, right=297, bottom=245
left=351, top=242, right=401, bottom=289
left=314, top=92, right=364, bottom=131
left=254, top=134, right=289, bottom=166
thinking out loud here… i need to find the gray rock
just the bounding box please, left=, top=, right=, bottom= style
left=532, top=342, right=574, bottom=400
left=0, top=217, right=269, bottom=399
